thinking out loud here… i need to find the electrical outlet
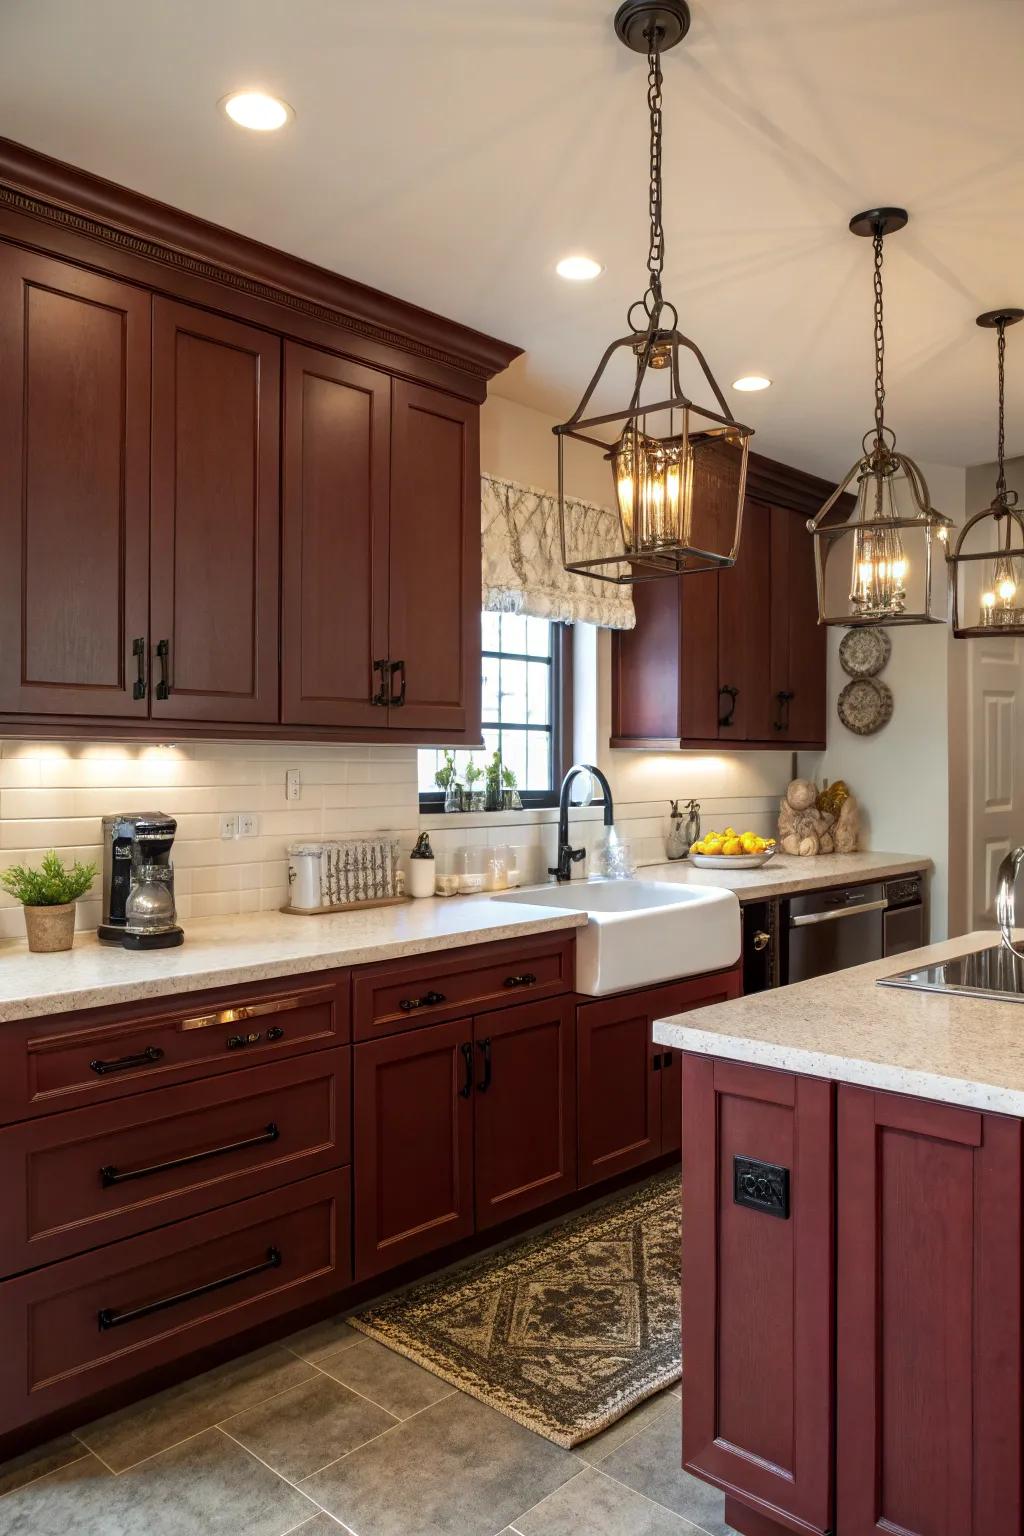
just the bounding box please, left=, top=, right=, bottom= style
left=285, top=768, right=302, bottom=802
left=220, top=814, right=238, bottom=840
left=238, top=813, right=259, bottom=838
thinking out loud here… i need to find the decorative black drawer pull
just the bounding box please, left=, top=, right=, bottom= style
left=89, top=1046, right=164, bottom=1076
left=97, top=1246, right=282, bottom=1331
left=773, top=689, right=795, bottom=732
left=371, top=659, right=390, bottom=707
left=155, top=638, right=171, bottom=699
left=459, top=1041, right=473, bottom=1099
left=100, top=1123, right=280, bottom=1188
left=389, top=659, right=407, bottom=708
left=399, top=990, right=447, bottom=1012
left=503, top=973, right=537, bottom=989
left=132, top=636, right=147, bottom=700
left=266, top=1025, right=285, bottom=1042
left=477, top=1037, right=492, bottom=1093
left=733, top=1154, right=790, bottom=1219
left=718, top=685, right=739, bottom=727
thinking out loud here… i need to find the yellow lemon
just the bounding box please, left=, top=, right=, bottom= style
left=741, top=833, right=759, bottom=853
left=723, top=837, right=743, bottom=856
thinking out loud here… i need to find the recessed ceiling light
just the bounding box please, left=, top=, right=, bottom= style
left=221, top=91, right=293, bottom=131
left=732, top=374, right=772, bottom=392
left=556, top=255, right=604, bottom=282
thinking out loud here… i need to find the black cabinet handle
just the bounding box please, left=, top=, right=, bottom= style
left=653, top=1053, right=663, bottom=1071
left=90, top=1046, right=164, bottom=1076
left=371, top=659, right=390, bottom=707
left=503, top=973, right=537, bottom=989
left=663, top=1050, right=674, bottom=1066
left=132, top=637, right=147, bottom=700
left=773, top=689, right=795, bottom=732
left=477, top=1037, right=492, bottom=1093
left=459, top=1041, right=473, bottom=1099
left=389, top=660, right=407, bottom=708
left=266, top=1025, right=285, bottom=1042
left=718, top=685, right=739, bottom=727
left=399, top=990, right=446, bottom=1013
left=100, top=1123, right=280, bottom=1188
left=98, top=1246, right=282, bottom=1331
left=155, top=638, right=171, bottom=699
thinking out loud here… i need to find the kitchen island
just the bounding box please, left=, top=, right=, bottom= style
left=654, top=930, right=1024, bottom=1536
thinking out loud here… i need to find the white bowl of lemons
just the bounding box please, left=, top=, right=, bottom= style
left=689, top=828, right=777, bottom=868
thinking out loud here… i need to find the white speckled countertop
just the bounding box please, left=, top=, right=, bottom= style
left=638, top=850, right=930, bottom=901
left=653, top=930, right=1024, bottom=1115
left=0, top=899, right=587, bottom=1024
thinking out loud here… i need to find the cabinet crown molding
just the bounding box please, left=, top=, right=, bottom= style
left=0, top=137, right=522, bottom=384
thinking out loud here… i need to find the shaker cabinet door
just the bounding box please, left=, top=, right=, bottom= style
left=716, top=501, right=773, bottom=743
left=0, top=246, right=151, bottom=717
left=281, top=343, right=391, bottom=728
left=387, top=381, right=480, bottom=736
left=150, top=299, right=281, bottom=723
left=577, top=992, right=663, bottom=1186
left=769, top=504, right=826, bottom=747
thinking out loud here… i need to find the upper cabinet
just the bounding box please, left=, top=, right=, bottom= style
left=0, top=139, right=519, bottom=742
left=0, top=246, right=151, bottom=718
left=150, top=300, right=281, bottom=724
left=611, top=456, right=844, bottom=752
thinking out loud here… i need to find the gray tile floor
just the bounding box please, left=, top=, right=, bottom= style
left=0, top=1310, right=729, bottom=1536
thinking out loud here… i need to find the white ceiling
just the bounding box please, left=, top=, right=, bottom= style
left=2, top=0, right=1022, bottom=483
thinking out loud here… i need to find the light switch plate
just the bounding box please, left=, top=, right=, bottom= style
left=285, top=769, right=302, bottom=802
left=220, top=814, right=238, bottom=840
left=238, top=813, right=259, bottom=838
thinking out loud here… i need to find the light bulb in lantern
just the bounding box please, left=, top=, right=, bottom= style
left=609, top=426, right=690, bottom=556
left=850, top=519, right=908, bottom=618
left=981, top=590, right=997, bottom=626
left=998, top=575, right=1018, bottom=604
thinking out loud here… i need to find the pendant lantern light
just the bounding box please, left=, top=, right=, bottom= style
left=554, top=1, right=753, bottom=585
left=808, top=209, right=952, bottom=626
left=947, top=309, right=1024, bottom=637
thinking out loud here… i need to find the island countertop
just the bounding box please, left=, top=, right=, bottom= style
left=0, top=899, right=588, bottom=1024
left=653, top=929, right=1024, bottom=1116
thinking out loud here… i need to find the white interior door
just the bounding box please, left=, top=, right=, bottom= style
left=968, top=628, right=1024, bottom=931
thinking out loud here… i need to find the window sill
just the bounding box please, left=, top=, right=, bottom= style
left=419, top=805, right=608, bottom=832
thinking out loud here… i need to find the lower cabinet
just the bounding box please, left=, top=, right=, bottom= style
left=836, top=1086, right=1021, bottom=1536
left=683, top=1059, right=1024, bottom=1536
left=353, top=997, right=576, bottom=1279
left=578, top=970, right=741, bottom=1187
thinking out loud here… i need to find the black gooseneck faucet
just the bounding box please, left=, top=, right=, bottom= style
left=549, top=763, right=615, bottom=883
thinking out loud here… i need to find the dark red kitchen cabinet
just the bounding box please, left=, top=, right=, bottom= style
left=353, top=1017, right=474, bottom=1280
left=474, top=997, right=576, bottom=1230
left=150, top=298, right=281, bottom=723
left=769, top=504, right=826, bottom=746
left=388, top=380, right=480, bottom=736
left=577, top=969, right=741, bottom=1185
left=836, top=1086, right=1021, bottom=1536
left=0, top=245, right=151, bottom=717
left=717, top=502, right=773, bottom=743
left=683, top=1055, right=834, bottom=1536
left=281, top=342, right=391, bottom=728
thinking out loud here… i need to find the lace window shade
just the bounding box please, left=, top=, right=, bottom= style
left=481, top=474, right=636, bottom=630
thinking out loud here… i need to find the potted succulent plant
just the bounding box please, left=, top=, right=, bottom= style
left=0, top=850, right=97, bottom=953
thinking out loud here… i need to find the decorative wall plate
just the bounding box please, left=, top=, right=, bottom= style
left=839, top=625, right=891, bottom=678
left=837, top=676, right=893, bottom=735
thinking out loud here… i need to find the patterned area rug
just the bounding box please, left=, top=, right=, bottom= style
left=349, top=1170, right=681, bottom=1447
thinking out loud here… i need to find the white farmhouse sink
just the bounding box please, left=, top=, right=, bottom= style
left=492, top=879, right=740, bottom=996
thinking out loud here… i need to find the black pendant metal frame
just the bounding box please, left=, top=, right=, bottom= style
left=948, top=308, right=1024, bottom=638
left=554, top=1, right=752, bottom=586
left=808, top=207, right=952, bottom=627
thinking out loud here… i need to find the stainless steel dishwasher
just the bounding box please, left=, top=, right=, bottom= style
left=782, top=875, right=924, bottom=984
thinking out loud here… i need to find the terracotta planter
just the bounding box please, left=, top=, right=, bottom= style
left=23, top=902, right=76, bottom=953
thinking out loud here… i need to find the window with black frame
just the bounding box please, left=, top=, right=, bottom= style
left=418, top=613, right=569, bottom=809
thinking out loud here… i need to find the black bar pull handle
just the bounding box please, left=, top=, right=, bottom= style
left=100, top=1123, right=280, bottom=1188
left=773, top=689, right=795, bottom=732
left=477, top=1037, right=492, bottom=1093
left=399, top=990, right=447, bottom=1013
left=459, top=1041, right=473, bottom=1099
left=155, top=639, right=171, bottom=700
left=503, top=973, right=537, bottom=989
left=718, top=684, right=739, bottom=727
left=371, top=659, right=390, bottom=707
left=132, top=637, right=147, bottom=700
left=98, top=1247, right=282, bottom=1331
left=90, top=1045, right=165, bottom=1076
left=389, top=660, right=407, bottom=708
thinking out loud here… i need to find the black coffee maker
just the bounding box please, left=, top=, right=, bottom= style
left=99, top=813, right=184, bottom=949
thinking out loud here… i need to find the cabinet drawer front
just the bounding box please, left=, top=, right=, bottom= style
left=352, top=932, right=574, bottom=1041
left=0, top=1048, right=350, bottom=1275
left=0, top=972, right=349, bottom=1122
left=0, top=1170, right=349, bottom=1437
